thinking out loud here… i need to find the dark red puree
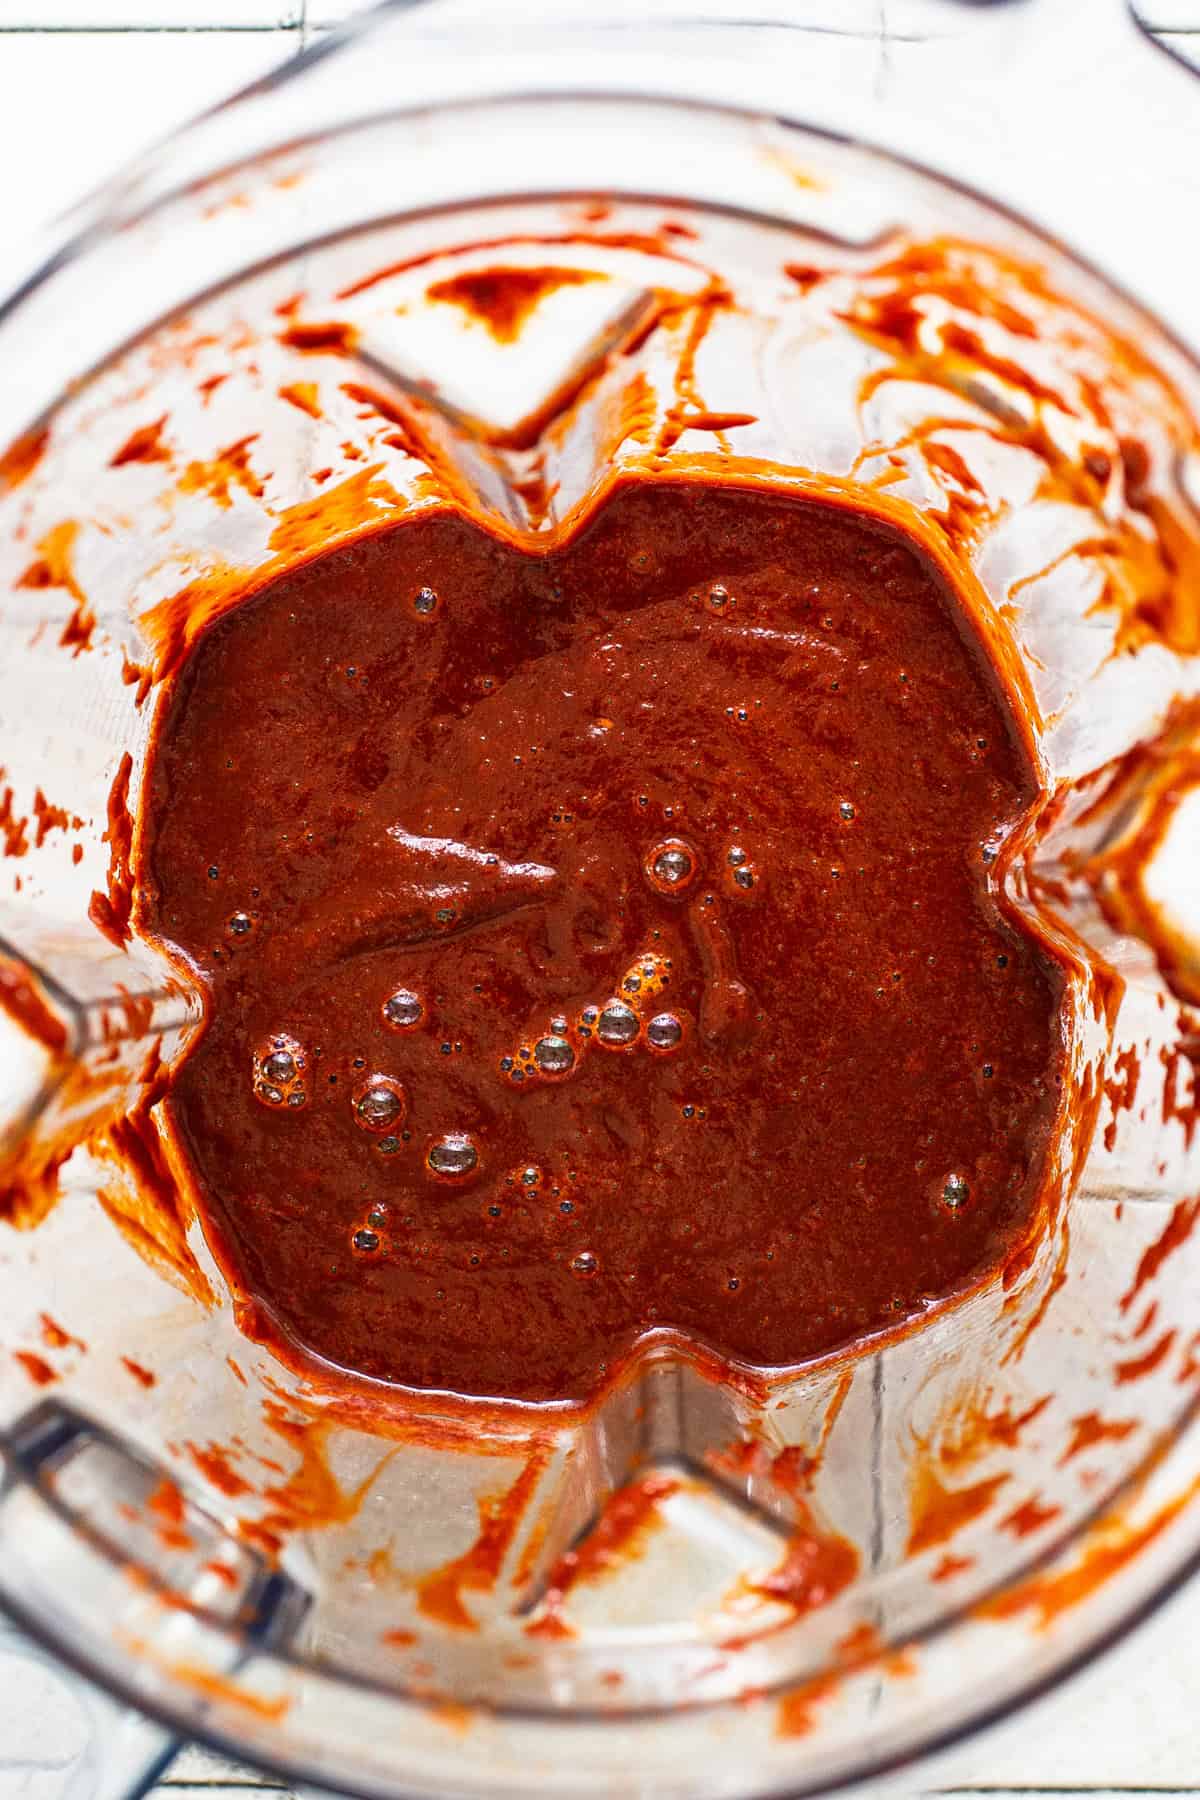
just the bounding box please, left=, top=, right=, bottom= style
left=143, top=478, right=1065, bottom=1403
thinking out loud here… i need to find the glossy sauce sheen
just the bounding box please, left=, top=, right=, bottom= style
left=144, top=479, right=1065, bottom=1403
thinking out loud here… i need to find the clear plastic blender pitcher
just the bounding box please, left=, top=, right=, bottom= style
left=1, top=3, right=1200, bottom=1796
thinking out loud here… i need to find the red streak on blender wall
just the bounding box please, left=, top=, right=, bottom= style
left=426, top=266, right=603, bottom=343
left=187, top=1440, right=253, bottom=1498
left=147, top=1476, right=194, bottom=1552
left=179, top=435, right=267, bottom=509
left=981, top=1473, right=1200, bottom=1630
left=122, top=1356, right=157, bottom=1388
left=775, top=1623, right=899, bottom=1739
left=335, top=226, right=711, bottom=301
left=932, top=1552, right=975, bottom=1581
left=121, top=649, right=154, bottom=707
left=14, top=1350, right=57, bottom=1386
left=0, top=956, right=66, bottom=1053
left=1059, top=1412, right=1138, bottom=1464
left=32, top=789, right=83, bottom=847
left=1103, top=1043, right=1140, bottom=1151
left=938, top=1393, right=1051, bottom=1469
left=0, top=426, right=49, bottom=492
left=278, top=382, right=322, bottom=420
left=527, top=1470, right=680, bottom=1640
left=418, top=1446, right=551, bottom=1632
left=744, top=1502, right=860, bottom=1623
left=110, top=416, right=170, bottom=467
left=1119, top=1196, right=1200, bottom=1313
left=277, top=319, right=359, bottom=354
left=1114, top=1327, right=1177, bottom=1384
left=1000, top=1493, right=1062, bottom=1538
left=0, top=778, right=29, bottom=858
left=40, top=1313, right=86, bottom=1352
left=908, top=1469, right=1010, bottom=1555
left=88, top=752, right=134, bottom=947
left=17, top=521, right=95, bottom=654
left=224, top=1397, right=406, bottom=1558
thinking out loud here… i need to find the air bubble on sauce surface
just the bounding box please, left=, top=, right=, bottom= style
left=596, top=1000, right=640, bottom=1046
left=382, top=988, right=423, bottom=1030
left=534, top=1034, right=575, bottom=1074
left=353, top=1077, right=406, bottom=1134
left=646, top=1012, right=684, bottom=1051
left=428, top=1132, right=479, bottom=1178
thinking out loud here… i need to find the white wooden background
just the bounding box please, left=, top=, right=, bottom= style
left=1, top=2, right=1200, bottom=1797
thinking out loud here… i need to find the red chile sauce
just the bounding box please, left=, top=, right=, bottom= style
left=141, top=476, right=1065, bottom=1403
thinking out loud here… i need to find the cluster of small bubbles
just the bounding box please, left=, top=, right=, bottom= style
left=228, top=911, right=253, bottom=936
left=839, top=801, right=856, bottom=822
left=413, top=586, right=439, bottom=616
left=352, top=1076, right=406, bottom=1135
left=534, top=1035, right=574, bottom=1075
left=253, top=1033, right=309, bottom=1111
left=646, top=838, right=697, bottom=894
left=646, top=1012, right=684, bottom=1052
left=352, top=1228, right=380, bottom=1253
left=570, top=1251, right=599, bottom=1278
left=623, top=951, right=670, bottom=1002
left=377, top=1134, right=402, bottom=1155
left=941, top=1173, right=970, bottom=1211
left=382, top=988, right=423, bottom=1031
left=428, top=1133, right=479, bottom=1179
left=597, top=1000, right=640, bottom=1046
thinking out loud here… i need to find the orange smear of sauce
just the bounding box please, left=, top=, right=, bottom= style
left=1120, top=1197, right=1200, bottom=1313
left=418, top=1448, right=550, bottom=1632
left=908, top=1469, right=1009, bottom=1555
left=1114, top=1327, right=1178, bottom=1384
left=982, top=1474, right=1200, bottom=1630
left=427, top=266, right=602, bottom=343
left=1060, top=1411, right=1138, bottom=1464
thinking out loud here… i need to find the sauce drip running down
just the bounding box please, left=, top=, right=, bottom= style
left=143, top=478, right=1065, bottom=1403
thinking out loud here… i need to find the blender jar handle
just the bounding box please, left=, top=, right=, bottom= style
left=0, top=1403, right=309, bottom=1800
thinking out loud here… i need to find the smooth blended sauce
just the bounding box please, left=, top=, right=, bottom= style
left=143, top=478, right=1065, bottom=1403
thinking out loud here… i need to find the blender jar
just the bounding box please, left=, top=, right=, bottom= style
left=1, top=3, right=1199, bottom=1796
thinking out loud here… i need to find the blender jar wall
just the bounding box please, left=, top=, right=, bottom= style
left=0, top=5, right=1199, bottom=1798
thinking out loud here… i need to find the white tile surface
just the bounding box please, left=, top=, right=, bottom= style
left=1136, top=2, right=1200, bottom=24
left=0, top=11, right=1199, bottom=1800
left=0, top=30, right=299, bottom=257
left=0, top=1, right=299, bottom=23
